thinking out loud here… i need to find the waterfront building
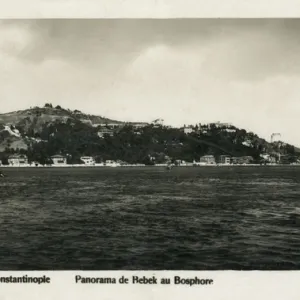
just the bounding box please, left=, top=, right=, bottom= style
left=174, top=160, right=188, bottom=166
left=231, top=157, right=239, bottom=164
left=105, top=160, right=121, bottom=167
left=105, top=160, right=115, bottom=164
left=51, top=154, right=67, bottom=165
left=219, top=155, right=231, bottom=164
left=200, top=155, right=216, bottom=164
left=231, top=156, right=253, bottom=164
left=8, top=154, right=28, bottom=166
left=80, top=156, right=95, bottom=165
left=242, top=156, right=254, bottom=164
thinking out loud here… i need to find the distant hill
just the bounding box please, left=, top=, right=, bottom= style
left=0, top=104, right=298, bottom=165
left=0, top=104, right=127, bottom=151
left=0, top=104, right=122, bottom=129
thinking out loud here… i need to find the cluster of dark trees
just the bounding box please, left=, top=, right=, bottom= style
left=0, top=119, right=298, bottom=165
left=44, top=103, right=62, bottom=109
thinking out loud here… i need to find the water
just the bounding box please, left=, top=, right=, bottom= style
left=0, top=166, right=300, bottom=270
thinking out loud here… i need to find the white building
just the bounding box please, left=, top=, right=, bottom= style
left=242, top=140, right=253, bottom=147
left=51, top=154, right=67, bottom=165
left=98, top=129, right=114, bottom=138
left=224, top=128, right=236, bottom=133
left=200, top=155, right=216, bottom=164
left=80, top=156, right=95, bottom=165
left=219, top=155, right=231, bottom=164
left=105, top=160, right=121, bottom=167
left=8, top=154, right=28, bottom=166
left=131, top=122, right=148, bottom=128
left=183, top=127, right=193, bottom=134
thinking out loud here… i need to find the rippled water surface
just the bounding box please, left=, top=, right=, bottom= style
left=0, top=166, right=300, bottom=270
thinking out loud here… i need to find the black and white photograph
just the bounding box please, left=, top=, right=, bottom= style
left=0, top=19, right=300, bottom=270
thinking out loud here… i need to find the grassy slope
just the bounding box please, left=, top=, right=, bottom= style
left=0, top=107, right=123, bottom=151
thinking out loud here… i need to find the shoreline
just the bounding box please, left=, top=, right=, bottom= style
left=1, top=163, right=300, bottom=168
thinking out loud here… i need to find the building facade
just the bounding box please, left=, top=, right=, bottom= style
left=219, top=155, right=231, bottom=164
left=200, top=155, right=216, bottom=164
left=231, top=156, right=253, bottom=164
left=97, top=129, right=114, bottom=138
left=183, top=127, right=193, bottom=134
left=80, top=156, right=95, bottom=165
left=51, top=154, right=67, bottom=165
left=8, top=154, right=28, bottom=166
left=131, top=122, right=148, bottom=128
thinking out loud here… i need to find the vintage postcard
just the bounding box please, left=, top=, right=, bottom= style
left=0, top=11, right=300, bottom=300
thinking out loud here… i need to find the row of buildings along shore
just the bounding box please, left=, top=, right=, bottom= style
left=0, top=153, right=297, bottom=167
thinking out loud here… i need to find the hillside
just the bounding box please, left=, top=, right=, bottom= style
left=0, top=104, right=122, bottom=129
left=0, top=104, right=298, bottom=165
left=0, top=104, right=124, bottom=151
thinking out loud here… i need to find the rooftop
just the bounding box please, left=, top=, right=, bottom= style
left=8, top=154, right=27, bottom=159
left=51, top=154, right=66, bottom=158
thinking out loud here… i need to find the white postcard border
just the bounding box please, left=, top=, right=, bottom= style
left=0, top=271, right=299, bottom=300
left=0, top=0, right=299, bottom=18
left=0, top=1, right=300, bottom=300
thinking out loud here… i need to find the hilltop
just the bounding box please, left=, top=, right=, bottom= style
left=0, top=103, right=131, bottom=152
left=0, top=104, right=298, bottom=165
left=0, top=103, right=122, bottom=129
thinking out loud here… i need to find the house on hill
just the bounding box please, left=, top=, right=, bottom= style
left=97, top=128, right=114, bottom=138
left=51, top=154, right=67, bottom=165
left=181, top=126, right=194, bottom=134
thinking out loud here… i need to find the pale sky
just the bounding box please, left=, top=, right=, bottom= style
left=0, top=19, right=299, bottom=145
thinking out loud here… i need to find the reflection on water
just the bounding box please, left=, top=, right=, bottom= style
left=0, top=166, right=300, bottom=270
